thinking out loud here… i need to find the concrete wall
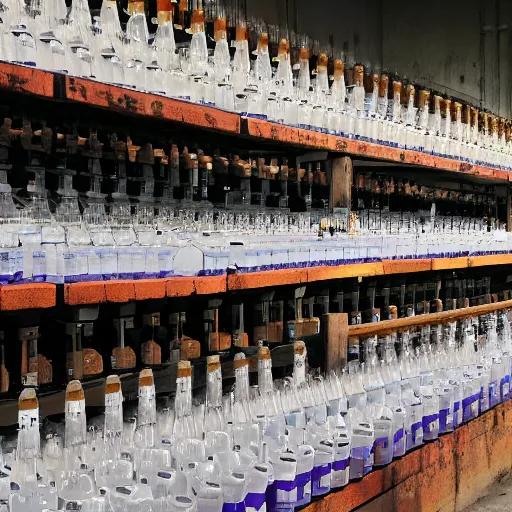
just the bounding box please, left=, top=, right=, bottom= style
left=245, top=0, right=512, bottom=117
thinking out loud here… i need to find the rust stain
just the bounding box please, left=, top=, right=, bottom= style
left=335, top=138, right=348, bottom=151
left=399, top=152, right=406, bottom=162
left=151, top=100, right=164, bottom=117
left=78, top=84, right=87, bottom=100
left=204, top=112, right=218, bottom=129
left=123, top=94, right=140, bottom=112
left=68, top=77, right=77, bottom=93
left=270, top=125, right=278, bottom=140
left=5, top=72, right=29, bottom=90
left=460, top=162, right=473, bottom=173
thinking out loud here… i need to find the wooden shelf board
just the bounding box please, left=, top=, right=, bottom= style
left=65, top=76, right=241, bottom=134
left=0, top=63, right=54, bottom=97
left=0, top=283, right=56, bottom=310
left=61, top=253, right=512, bottom=304
left=245, top=117, right=509, bottom=181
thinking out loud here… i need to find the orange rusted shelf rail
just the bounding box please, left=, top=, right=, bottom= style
left=0, top=61, right=505, bottom=183
left=304, top=400, right=512, bottom=512
left=244, top=117, right=511, bottom=181
left=348, top=298, right=512, bottom=338
left=63, top=275, right=227, bottom=305
left=0, top=62, right=54, bottom=98
left=227, top=254, right=512, bottom=291
left=64, top=76, right=241, bottom=134
left=60, top=253, right=512, bottom=305
left=0, top=283, right=56, bottom=310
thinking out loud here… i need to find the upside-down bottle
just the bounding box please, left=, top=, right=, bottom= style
left=250, top=27, right=272, bottom=120
left=65, top=0, right=94, bottom=77
left=213, top=14, right=233, bottom=111
left=232, top=21, right=251, bottom=114
left=125, top=0, right=149, bottom=89
left=276, top=36, right=295, bottom=126
left=173, top=361, right=198, bottom=441
left=147, top=0, right=176, bottom=94
left=10, top=388, right=58, bottom=512
left=297, top=39, right=312, bottom=129
left=135, top=368, right=157, bottom=449
left=204, top=355, right=224, bottom=433
left=310, top=51, right=329, bottom=132
left=188, top=6, right=212, bottom=104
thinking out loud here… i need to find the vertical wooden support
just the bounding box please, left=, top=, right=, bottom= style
left=330, top=156, right=353, bottom=211
left=507, top=185, right=512, bottom=232
left=323, top=312, right=348, bottom=372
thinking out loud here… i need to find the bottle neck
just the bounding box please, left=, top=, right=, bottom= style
left=206, top=367, right=222, bottom=408
left=235, top=365, right=250, bottom=402
left=175, top=375, right=193, bottom=418
left=258, top=358, right=273, bottom=394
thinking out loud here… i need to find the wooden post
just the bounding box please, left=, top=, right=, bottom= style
left=323, top=313, right=348, bottom=372
left=330, top=156, right=353, bottom=211
left=507, top=185, right=512, bottom=232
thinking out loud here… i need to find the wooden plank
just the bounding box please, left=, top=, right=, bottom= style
left=348, top=298, right=512, bottom=338
left=65, top=76, right=241, bottom=134
left=469, top=254, right=512, bottom=267
left=245, top=118, right=509, bottom=182
left=382, top=259, right=432, bottom=274
left=0, top=63, right=54, bottom=97
left=306, top=263, right=384, bottom=283
left=330, top=156, right=352, bottom=211
left=508, top=185, right=512, bottom=232
left=0, top=283, right=56, bottom=310
left=431, top=256, right=469, bottom=270
left=323, top=313, right=348, bottom=372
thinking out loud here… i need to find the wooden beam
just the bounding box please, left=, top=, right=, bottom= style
left=507, top=185, right=512, bottom=232
left=330, top=156, right=353, bottom=212
left=323, top=313, right=349, bottom=371
left=348, top=299, right=512, bottom=339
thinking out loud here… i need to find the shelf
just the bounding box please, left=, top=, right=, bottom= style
left=0, top=283, right=56, bottom=310
left=304, top=400, right=512, bottom=512
left=63, top=275, right=227, bottom=305
left=0, top=63, right=507, bottom=183
left=64, top=76, right=241, bottom=135
left=0, top=62, right=54, bottom=98
left=243, top=117, right=511, bottom=181
left=0, top=253, right=509, bottom=309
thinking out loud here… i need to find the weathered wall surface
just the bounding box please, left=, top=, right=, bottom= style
left=245, top=0, right=512, bottom=117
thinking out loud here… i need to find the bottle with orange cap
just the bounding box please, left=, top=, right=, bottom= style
left=297, top=36, right=312, bottom=129
left=363, top=68, right=380, bottom=117
left=125, top=0, right=149, bottom=89
left=232, top=20, right=251, bottom=113
left=326, top=56, right=346, bottom=135
left=149, top=0, right=176, bottom=94
left=213, top=12, right=234, bottom=111
left=172, top=361, right=198, bottom=440
left=310, top=50, right=329, bottom=132
left=189, top=5, right=213, bottom=105
left=252, top=25, right=272, bottom=114
left=275, top=33, right=295, bottom=126
left=349, top=63, right=365, bottom=114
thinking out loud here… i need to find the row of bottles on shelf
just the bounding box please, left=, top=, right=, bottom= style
left=0, top=118, right=330, bottom=232
left=0, top=267, right=509, bottom=395
left=4, top=303, right=512, bottom=512
left=0, top=118, right=509, bottom=282
left=2, top=0, right=511, bottom=168
left=351, top=171, right=505, bottom=233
